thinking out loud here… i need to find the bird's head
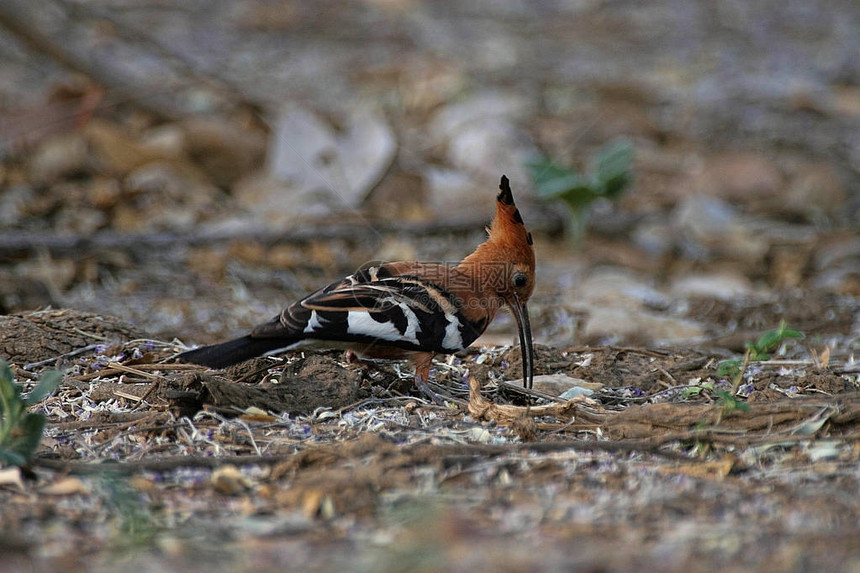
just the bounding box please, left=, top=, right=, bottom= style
left=488, top=174, right=536, bottom=304
left=462, top=175, right=536, bottom=388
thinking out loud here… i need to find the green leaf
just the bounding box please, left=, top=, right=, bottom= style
left=0, top=448, right=26, bottom=467
left=754, top=331, right=782, bottom=354
left=682, top=386, right=703, bottom=398
left=0, top=361, right=20, bottom=409
left=23, top=370, right=62, bottom=406
left=0, top=361, right=14, bottom=389
left=0, top=364, right=23, bottom=437
left=559, top=183, right=600, bottom=210
left=593, top=139, right=633, bottom=198
left=717, top=359, right=741, bottom=378
left=1, top=413, right=46, bottom=464
left=714, top=390, right=750, bottom=413
left=753, top=321, right=805, bottom=356
left=0, top=360, right=57, bottom=467
left=527, top=158, right=585, bottom=199
left=527, top=141, right=634, bottom=249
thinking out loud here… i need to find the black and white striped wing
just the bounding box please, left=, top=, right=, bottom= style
left=251, top=274, right=481, bottom=353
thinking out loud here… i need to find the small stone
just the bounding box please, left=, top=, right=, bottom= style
left=673, top=194, right=770, bottom=262
left=139, top=123, right=186, bottom=156
left=576, top=267, right=669, bottom=311
left=685, top=153, right=784, bottom=204
left=445, top=120, right=535, bottom=188
left=125, top=161, right=198, bottom=201
left=815, top=236, right=860, bottom=271
left=422, top=167, right=486, bottom=216
left=631, top=219, right=674, bottom=257
left=531, top=374, right=603, bottom=397
left=811, top=264, right=860, bottom=295
left=27, top=132, right=88, bottom=184
left=0, top=467, right=25, bottom=491
left=782, top=163, right=847, bottom=222
left=430, top=91, right=532, bottom=139
left=86, top=176, right=122, bottom=209
left=670, top=271, right=756, bottom=300
left=582, top=307, right=705, bottom=346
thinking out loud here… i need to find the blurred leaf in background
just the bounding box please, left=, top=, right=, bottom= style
left=528, top=138, right=633, bottom=248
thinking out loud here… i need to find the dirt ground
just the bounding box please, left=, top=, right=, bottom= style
left=1, top=298, right=858, bottom=573
left=1, top=1, right=860, bottom=572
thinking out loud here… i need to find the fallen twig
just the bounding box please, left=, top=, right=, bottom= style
left=24, top=344, right=101, bottom=370
left=32, top=453, right=288, bottom=474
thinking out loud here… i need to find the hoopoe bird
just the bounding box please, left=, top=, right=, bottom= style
left=178, top=175, right=536, bottom=392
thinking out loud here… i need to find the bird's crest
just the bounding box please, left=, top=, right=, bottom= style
left=485, top=175, right=535, bottom=264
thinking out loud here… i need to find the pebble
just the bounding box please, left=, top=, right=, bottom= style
left=582, top=307, right=705, bottom=346
left=782, top=162, right=847, bottom=222
left=669, top=271, right=757, bottom=300
left=673, top=194, right=770, bottom=262
left=530, top=374, right=603, bottom=398
left=27, top=132, right=88, bottom=184
left=576, top=267, right=670, bottom=311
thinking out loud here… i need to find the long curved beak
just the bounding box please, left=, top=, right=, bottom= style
left=511, top=293, right=535, bottom=389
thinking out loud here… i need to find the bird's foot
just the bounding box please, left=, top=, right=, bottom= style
left=415, top=376, right=447, bottom=406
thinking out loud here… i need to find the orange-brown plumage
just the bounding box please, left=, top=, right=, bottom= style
left=178, top=175, right=537, bottom=393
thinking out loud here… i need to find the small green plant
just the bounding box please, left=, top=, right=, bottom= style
left=714, top=389, right=750, bottom=414
left=527, top=138, right=634, bottom=247
left=0, top=360, right=62, bottom=467
left=717, top=320, right=805, bottom=381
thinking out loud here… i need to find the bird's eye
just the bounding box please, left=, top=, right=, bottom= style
left=512, top=273, right=528, bottom=288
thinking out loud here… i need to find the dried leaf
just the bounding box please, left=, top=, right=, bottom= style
left=0, top=467, right=25, bottom=491
left=40, top=477, right=88, bottom=496
left=813, top=346, right=831, bottom=369
left=658, top=456, right=736, bottom=480
left=301, top=489, right=325, bottom=518
left=211, top=465, right=254, bottom=495
left=240, top=406, right=276, bottom=422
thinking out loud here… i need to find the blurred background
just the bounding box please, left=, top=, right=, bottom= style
left=1, top=0, right=858, bottom=350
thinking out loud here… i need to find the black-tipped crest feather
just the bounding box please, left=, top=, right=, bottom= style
left=497, top=175, right=515, bottom=205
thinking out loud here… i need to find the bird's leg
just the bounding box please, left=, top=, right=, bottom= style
left=412, top=352, right=446, bottom=405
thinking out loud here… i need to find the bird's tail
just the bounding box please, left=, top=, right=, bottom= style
left=176, top=336, right=297, bottom=369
